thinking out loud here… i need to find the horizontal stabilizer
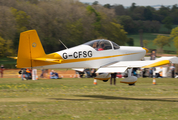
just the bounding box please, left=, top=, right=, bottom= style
left=8, top=56, right=18, bottom=59
left=33, top=58, right=63, bottom=64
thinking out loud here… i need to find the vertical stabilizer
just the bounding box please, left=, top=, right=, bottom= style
left=17, top=30, right=46, bottom=68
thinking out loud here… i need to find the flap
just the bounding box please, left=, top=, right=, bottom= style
left=96, top=66, right=128, bottom=73
left=72, top=68, right=84, bottom=72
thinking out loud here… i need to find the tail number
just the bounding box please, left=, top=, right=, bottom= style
left=63, top=51, right=92, bottom=59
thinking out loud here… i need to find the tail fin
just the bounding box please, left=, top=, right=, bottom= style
left=17, top=30, right=46, bottom=68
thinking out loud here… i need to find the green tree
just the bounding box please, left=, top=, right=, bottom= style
left=92, top=1, right=99, bottom=5
left=0, top=6, right=16, bottom=40
left=64, top=19, right=84, bottom=46
left=143, top=6, right=153, bottom=20
left=143, top=40, right=150, bottom=48
left=162, top=16, right=173, bottom=31
left=11, top=8, right=30, bottom=33
left=101, top=22, right=127, bottom=45
left=130, top=3, right=136, bottom=11
left=86, top=5, right=102, bottom=37
left=159, top=6, right=170, bottom=18
left=103, top=4, right=111, bottom=9
left=127, top=38, right=134, bottom=46
left=0, top=37, right=13, bottom=57
left=153, top=35, right=170, bottom=53
left=11, top=8, right=31, bottom=51
left=170, top=26, right=178, bottom=38
left=118, top=15, right=135, bottom=33
left=114, top=5, right=125, bottom=16
left=170, top=26, right=178, bottom=54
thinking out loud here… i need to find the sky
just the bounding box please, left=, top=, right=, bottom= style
left=79, top=0, right=178, bottom=6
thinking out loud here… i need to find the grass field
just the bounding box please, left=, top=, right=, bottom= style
left=0, top=78, right=178, bottom=120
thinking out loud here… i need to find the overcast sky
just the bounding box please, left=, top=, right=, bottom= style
left=79, top=0, right=178, bottom=6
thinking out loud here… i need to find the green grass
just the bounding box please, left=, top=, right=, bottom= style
left=1, top=78, right=178, bottom=120
left=127, top=33, right=177, bottom=52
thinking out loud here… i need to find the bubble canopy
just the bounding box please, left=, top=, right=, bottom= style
left=83, top=39, right=120, bottom=51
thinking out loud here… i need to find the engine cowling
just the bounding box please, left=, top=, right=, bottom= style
left=120, top=76, right=137, bottom=84
left=94, top=73, right=111, bottom=81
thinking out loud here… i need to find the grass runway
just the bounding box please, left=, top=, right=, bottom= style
left=0, top=78, right=178, bottom=120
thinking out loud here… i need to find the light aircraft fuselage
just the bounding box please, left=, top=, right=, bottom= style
left=35, top=40, right=147, bottom=69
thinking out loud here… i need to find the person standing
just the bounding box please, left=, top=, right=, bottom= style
left=110, top=73, right=117, bottom=85
left=91, top=69, right=96, bottom=77
left=0, top=64, right=4, bottom=78
left=149, top=68, right=153, bottom=78
left=150, top=50, right=156, bottom=60
left=170, top=64, right=175, bottom=78
left=136, top=68, right=141, bottom=78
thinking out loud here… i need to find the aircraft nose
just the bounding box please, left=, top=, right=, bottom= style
left=142, top=47, right=149, bottom=53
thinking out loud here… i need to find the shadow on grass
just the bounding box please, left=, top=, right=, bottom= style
left=48, top=95, right=178, bottom=102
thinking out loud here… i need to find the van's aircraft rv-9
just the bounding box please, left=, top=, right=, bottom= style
left=14, top=30, right=178, bottom=85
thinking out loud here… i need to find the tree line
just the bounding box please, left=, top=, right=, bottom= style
left=0, top=0, right=178, bottom=57
left=0, top=0, right=127, bottom=57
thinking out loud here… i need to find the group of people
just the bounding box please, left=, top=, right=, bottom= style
left=19, top=68, right=32, bottom=80
left=18, top=68, right=61, bottom=80
left=76, top=68, right=97, bottom=78
left=50, top=70, right=61, bottom=79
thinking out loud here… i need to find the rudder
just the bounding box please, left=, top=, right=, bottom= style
left=17, top=30, right=46, bottom=68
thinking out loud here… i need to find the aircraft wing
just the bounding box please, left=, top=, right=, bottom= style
left=96, top=57, right=178, bottom=73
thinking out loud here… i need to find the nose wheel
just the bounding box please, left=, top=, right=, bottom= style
left=128, top=83, right=135, bottom=86
left=103, top=80, right=108, bottom=82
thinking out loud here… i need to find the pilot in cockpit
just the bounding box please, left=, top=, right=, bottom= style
left=92, top=42, right=98, bottom=51
left=98, top=42, right=105, bottom=51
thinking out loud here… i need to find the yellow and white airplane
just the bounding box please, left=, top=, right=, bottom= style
left=15, top=30, right=178, bottom=85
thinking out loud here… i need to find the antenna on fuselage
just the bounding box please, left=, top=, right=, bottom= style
left=59, top=39, right=68, bottom=49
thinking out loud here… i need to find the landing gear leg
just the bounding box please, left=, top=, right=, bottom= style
left=128, top=68, right=136, bottom=86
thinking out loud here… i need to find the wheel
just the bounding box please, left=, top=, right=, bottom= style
left=103, top=80, right=108, bottom=82
left=128, top=83, right=135, bottom=86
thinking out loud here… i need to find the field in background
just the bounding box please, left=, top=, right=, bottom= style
left=0, top=78, right=178, bottom=120
left=127, top=33, right=177, bottom=52
left=127, top=24, right=178, bottom=52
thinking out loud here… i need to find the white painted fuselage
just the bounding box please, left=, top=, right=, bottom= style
left=37, top=44, right=146, bottom=69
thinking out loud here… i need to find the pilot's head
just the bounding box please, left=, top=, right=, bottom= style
left=93, top=42, right=98, bottom=48
left=99, top=42, right=105, bottom=48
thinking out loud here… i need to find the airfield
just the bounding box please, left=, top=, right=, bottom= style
left=1, top=76, right=178, bottom=119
